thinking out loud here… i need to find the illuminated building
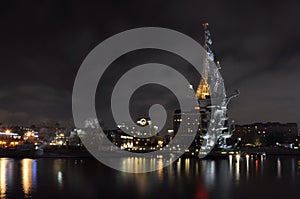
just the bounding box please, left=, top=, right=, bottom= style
left=117, top=117, right=159, bottom=137
left=68, top=129, right=83, bottom=147
left=49, top=132, right=68, bottom=146
left=0, top=126, right=40, bottom=148
left=173, top=109, right=202, bottom=155
left=0, top=129, right=20, bottom=148
left=105, top=117, right=163, bottom=151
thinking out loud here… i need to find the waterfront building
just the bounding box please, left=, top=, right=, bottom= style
left=0, top=126, right=39, bottom=148
left=232, top=122, right=298, bottom=148
left=105, top=117, right=163, bottom=151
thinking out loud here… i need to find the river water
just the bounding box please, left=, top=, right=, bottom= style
left=0, top=155, right=299, bottom=199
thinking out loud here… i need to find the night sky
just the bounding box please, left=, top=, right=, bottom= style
left=0, top=0, right=300, bottom=127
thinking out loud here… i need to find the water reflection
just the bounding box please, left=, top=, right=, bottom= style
left=235, top=154, right=240, bottom=182
left=133, top=173, right=147, bottom=197
left=229, top=155, right=233, bottom=177
left=255, top=159, right=259, bottom=176
left=57, top=171, right=63, bottom=188
left=0, top=156, right=299, bottom=198
left=199, top=154, right=268, bottom=189
left=297, top=160, right=300, bottom=176
left=0, top=159, right=7, bottom=199
left=157, top=159, right=163, bottom=182
left=21, top=159, right=37, bottom=197
left=0, top=158, right=38, bottom=198
left=177, top=158, right=181, bottom=176
left=53, top=159, right=64, bottom=189
left=203, top=160, right=215, bottom=189
left=246, top=155, right=249, bottom=180
left=0, top=159, right=14, bottom=199
left=120, top=157, right=183, bottom=175
left=185, top=158, right=190, bottom=175
left=277, top=157, right=282, bottom=179
left=291, top=158, right=295, bottom=181
left=117, top=155, right=278, bottom=198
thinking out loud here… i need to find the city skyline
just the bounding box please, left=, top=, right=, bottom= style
left=1, top=2, right=300, bottom=199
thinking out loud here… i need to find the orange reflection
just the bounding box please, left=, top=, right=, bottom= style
left=185, top=159, right=190, bottom=175
left=157, top=159, right=163, bottom=182
left=135, top=173, right=147, bottom=195
left=22, top=159, right=33, bottom=197
left=255, top=160, right=259, bottom=176
left=0, top=159, right=7, bottom=199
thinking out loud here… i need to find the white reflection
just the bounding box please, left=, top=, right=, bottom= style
left=246, top=155, right=249, bottom=180
left=57, top=171, right=63, bottom=189
left=277, top=158, right=282, bottom=179
left=235, top=155, right=240, bottom=182
left=54, top=159, right=64, bottom=189
left=204, top=161, right=215, bottom=188
left=229, top=155, right=233, bottom=178
left=260, top=155, right=264, bottom=171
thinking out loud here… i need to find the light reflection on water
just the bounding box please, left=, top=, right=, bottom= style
left=0, top=158, right=7, bottom=199
left=0, top=158, right=37, bottom=199
left=53, top=159, right=64, bottom=190
left=277, top=157, right=282, bottom=179
left=22, top=159, right=37, bottom=197
left=0, top=156, right=300, bottom=198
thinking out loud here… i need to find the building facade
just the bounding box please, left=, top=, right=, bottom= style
left=232, top=122, right=298, bottom=148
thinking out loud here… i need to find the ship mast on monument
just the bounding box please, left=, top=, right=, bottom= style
left=195, top=22, right=239, bottom=152
left=173, top=22, right=239, bottom=157
left=196, top=23, right=219, bottom=100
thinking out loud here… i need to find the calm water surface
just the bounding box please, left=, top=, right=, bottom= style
left=0, top=155, right=300, bottom=199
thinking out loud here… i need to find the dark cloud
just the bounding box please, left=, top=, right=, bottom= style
left=0, top=0, right=299, bottom=126
left=0, top=84, right=71, bottom=125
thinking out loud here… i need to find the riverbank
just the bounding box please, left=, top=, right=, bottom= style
left=1, top=146, right=300, bottom=159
